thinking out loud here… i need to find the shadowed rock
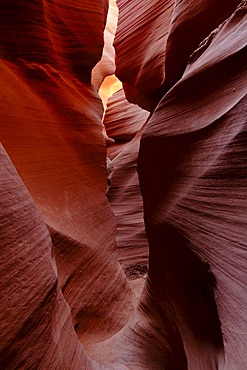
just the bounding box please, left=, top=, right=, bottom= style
left=0, top=0, right=246, bottom=369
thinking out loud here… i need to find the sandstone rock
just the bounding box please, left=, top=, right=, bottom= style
left=164, top=0, right=242, bottom=92
left=0, top=0, right=246, bottom=368
left=92, top=0, right=119, bottom=92
left=137, top=3, right=247, bottom=369
left=105, top=89, right=149, bottom=270
left=114, top=0, right=174, bottom=110
left=115, top=0, right=243, bottom=111
left=104, top=88, right=149, bottom=142
left=89, top=1, right=247, bottom=369
left=0, top=0, right=133, bottom=367
left=0, top=144, right=93, bottom=369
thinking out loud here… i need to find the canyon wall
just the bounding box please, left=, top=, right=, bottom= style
left=0, top=0, right=246, bottom=369
left=110, top=0, right=247, bottom=369
left=0, top=0, right=132, bottom=368
left=104, top=88, right=149, bottom=273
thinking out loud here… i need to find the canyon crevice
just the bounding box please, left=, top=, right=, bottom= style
left=0, top=0, right=246, bottom=369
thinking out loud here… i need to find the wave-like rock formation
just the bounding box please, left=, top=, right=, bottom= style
left=92, top=0, right=119, bottom=92
left=114, top=0, right=243, bottom=111
left=0, top=145, right=95, bottom=369
left=104, top=89, right=149, bottom=273
left=0, top=0, right=246, bottom=369
left=0, top=0, right=132, bottom=368
left=109, top=1, right=246, bottom=369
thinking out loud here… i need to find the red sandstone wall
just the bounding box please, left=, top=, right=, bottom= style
left=0, top=0, right=132, bottom=368
left=110, top=1, right=247, bottom=369
left=0, top=0, right=246, bottom=369
left=104, top=88, right=149, bottom=271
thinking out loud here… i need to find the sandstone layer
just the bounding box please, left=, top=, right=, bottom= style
left=109, top=0, right=246, bottom=369
left=104, top=89, right=149, bottom=273
left=0, top=0, right=132, bottom=367
left=114, top=0, right=243, bottom=111
left=0, top=145, right=95, bottom=369
left=0, top=0, right=246, bottom=369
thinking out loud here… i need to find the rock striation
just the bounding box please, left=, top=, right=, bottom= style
left=112, top=0, right=247, bottom=369
left=0, top=0, right=132, bottom=367
left=104, top=88, right=149, bottom=272
left=0, top=145, right=95, bottom=369
left=92, top=0, right=119, bottom=92
left=114, top=0, right=243, bottom=111
left=93, top=1, right=247, bottom=369
left=0, top=0, right=246, bottom=369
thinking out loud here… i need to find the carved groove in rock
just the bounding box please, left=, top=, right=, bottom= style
left=0, top=0, right=246, bottom=369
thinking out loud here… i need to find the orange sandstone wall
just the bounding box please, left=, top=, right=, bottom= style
left=114, top=0, right=242, bottom=111
left=0, top=0, right=247, bottom=369
left=0, top=0, right=132, bottom=368
left=104, top=89, right=150, bottom=270
left=0, top=145, right=95, bottom=369
left=112, top=0, right=247, bottom=369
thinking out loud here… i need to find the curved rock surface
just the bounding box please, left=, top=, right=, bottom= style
left=104, top=88, right=149, bottom=142
left=92, top=0, right=119, bottom=92
left=114, top=0, right=174, bottom=110
left=0, top=145, right=94, bottom=369
left=114, top=0, right=243, bottom=111
left=135, top=2, right=247, bottom=369
left=0, top=0, right=132, bottom=367
left=104, top=89, right=149, bottom=273
left=90, top=1, right=247, bottom=369
left=0, top=0, right=246, bottom=369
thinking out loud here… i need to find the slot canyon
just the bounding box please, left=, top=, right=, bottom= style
left=0, top=0, right=246, bottom=369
